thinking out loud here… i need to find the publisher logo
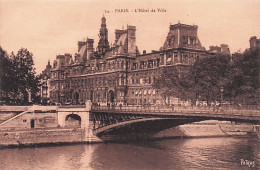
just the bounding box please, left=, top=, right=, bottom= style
left=240, top=159, right=255, bottom=168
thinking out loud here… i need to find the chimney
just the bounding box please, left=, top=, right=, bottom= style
left=250, top=36, right=257, bottom=49
left=86, top=38, right=94, bottom=61
left=78, top=41, right=86, bottom=52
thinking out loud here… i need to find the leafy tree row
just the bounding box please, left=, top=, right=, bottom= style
left=0, top=47, right=40, bottom=105
left=153, top=49, right=260, bottom=106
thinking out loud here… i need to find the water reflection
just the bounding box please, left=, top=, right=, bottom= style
left=0, top=144, right=98, bottom=170
left=0, top=137, right=259, bottom=170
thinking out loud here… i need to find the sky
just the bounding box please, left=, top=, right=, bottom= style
left=0, top=0, right=260, bottom=74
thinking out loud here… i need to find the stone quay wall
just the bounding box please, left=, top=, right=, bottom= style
left=0, top=102, right=102, bottom=147
left=0, top=128, right=102, bottom=147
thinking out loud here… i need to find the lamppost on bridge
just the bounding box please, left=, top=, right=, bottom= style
left=220, top=87, right=224, bottom=106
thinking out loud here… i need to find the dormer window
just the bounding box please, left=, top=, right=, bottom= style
left=190, top=37, right=194, bottom=45
left=182, top=36, right=187, bottom=44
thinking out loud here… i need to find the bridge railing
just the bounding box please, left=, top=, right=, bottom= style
left=91, top=105, right=260, bottom=117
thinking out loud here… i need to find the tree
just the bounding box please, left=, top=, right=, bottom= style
left=0, top=47, right=12, bottom=102
left=0, top=47, right=40, bottom=105
left=14, top=48, right=40, bottom=104
left=153, top=66, right=189, bottom=105
left=152, top=50, right=260, bottom=106
left=188, top=54, right=232, bottom=105
left=153, top=54, right=232, bottom=106
left=229, top=49, right=260, bottom=105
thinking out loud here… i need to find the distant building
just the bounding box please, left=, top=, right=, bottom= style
left=249, top=36, right=260, bottom=50
left=208, top=44, right=230, bottom=55
left=46, top=17, right=217, bottom=106
left=39, top=61, right=52, bottom=105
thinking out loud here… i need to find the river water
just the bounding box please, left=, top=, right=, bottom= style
left=0, top=137, right=259, bottom=170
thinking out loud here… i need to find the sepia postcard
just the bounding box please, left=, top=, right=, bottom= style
left=0, top=0, right=259, bottom=169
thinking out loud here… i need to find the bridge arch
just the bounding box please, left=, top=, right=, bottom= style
left=93, top=116, right=204, bottom=137
left=65, top=113, right=81, bottom=128
left=58, top=110, right=89, bottom=129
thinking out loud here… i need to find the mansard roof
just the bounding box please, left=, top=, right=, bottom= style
left=117, top=45, right=125, bottom=55
left=116, top=33, right=127, bottom=47
left=162, top=22, right=206, bottom=51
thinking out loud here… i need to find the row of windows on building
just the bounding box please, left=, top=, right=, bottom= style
left=53, top=53, right=198, bottom=80
left=132, top=59, right=160, bottom=70
left=50, top=88, right=159, bottom=103
left=51, top=75, right=158, bottom=90
left=167, top=36, right=198, bottom=47
left=130, top=89, right=158, bottom=96
left=50, top=51, right=206, bottom=80
left=129, top=99, right=158, bottom=105
left=166, top=53, right=201, bottom=65
left=50, top=58, right=162, bottom=79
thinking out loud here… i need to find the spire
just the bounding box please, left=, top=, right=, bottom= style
left=101, top=15, right=106, bottom=27
left=98, top=16, right=110, bottom=54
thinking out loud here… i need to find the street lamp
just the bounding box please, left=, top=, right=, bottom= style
left=220, top=87, right=224, bottom=106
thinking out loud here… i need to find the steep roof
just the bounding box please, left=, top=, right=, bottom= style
left=117, top=45, right=125, bottom=55
left=78, top=44, right=87, bottom=63
left=116, top=33, right=127, bottom=47
left=162, top=23, right=206, bottom=51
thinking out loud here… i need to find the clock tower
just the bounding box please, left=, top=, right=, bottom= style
left=97, top=16, right=110, bottom=53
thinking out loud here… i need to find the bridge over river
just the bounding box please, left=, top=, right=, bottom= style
left=1, top=103, right=259, bottom=138
left=90, top=105, right=260, bottom=136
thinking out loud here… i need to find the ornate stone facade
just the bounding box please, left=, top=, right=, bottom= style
left=49, top=17, right=209, bottom=106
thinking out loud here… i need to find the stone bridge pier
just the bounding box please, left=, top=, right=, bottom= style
left=57, top=100, right=91, bottom=128
left=57, top=109, right=89, bottom=129
left=57, top=101, right=100, bottom=142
